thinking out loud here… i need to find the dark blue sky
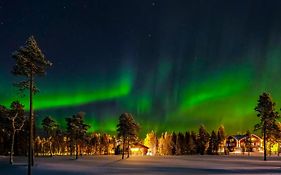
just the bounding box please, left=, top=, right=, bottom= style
left=1, top=0, right=281, bottom=135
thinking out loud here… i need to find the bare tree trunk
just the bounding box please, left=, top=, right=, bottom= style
left=49, top=141, right=52, bottom=157
left=127, top=139, right=130, bottom=158
left=122, top=137, right=125, bottom=159
left=263, top=126, right=267, bottom=161
left=75, top=135, right=78, bottom=160
left=69, top=137, right=72, bottom=157
left=42, top=142, right=44, bottom=156
left=28, top=73, right=33, bottom=175
left=10, top=130, right=16, bottom=164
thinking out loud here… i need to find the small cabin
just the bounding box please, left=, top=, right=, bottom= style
left=130, top=143, right=149, bottom=156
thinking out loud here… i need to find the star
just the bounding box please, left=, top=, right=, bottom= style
left=152, top=2, right=156, bottom=6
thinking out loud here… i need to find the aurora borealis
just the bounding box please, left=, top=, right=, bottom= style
left=1, top=0, right=281, bottom=136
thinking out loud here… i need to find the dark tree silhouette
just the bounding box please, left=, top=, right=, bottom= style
left=116, top=113, right=139, bottom=159
left=0, top=106, right=9, bottom=155
left=12, top=36, right=52, bottom=174
left=176, top=132, right=184, bottom=155
left=217, top=125, right=226, bottom=154
left=41, top=116, right=58, bottom=156
left=245, top=130, right=252, bottom=156
left=255, top=92, right=280, bottom=161
left=190, top=131, right=198, bottom=154
left=185, top=131, right=196, bottom=155
left=65, top=112, right=89, bottom=159
left=0, top=101, right=25, bottom=164
left=171, top=132, right=177, bottom=155
left=197, top=125, right=209, bottom=155
left=207, top=130, right=218, bottom=155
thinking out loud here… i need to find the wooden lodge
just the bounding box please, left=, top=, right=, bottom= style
left=130, top=143, right=149, bottom=156
left=226, top=134, right=262, bottom=153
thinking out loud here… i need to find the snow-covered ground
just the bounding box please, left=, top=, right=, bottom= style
left=1, top=155, right=281, bottom=175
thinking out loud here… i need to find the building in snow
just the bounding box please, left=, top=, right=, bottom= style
left=226, top=134, right=262, bottom=153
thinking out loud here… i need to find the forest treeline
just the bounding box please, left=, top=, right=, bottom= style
left=0, top=108, right=227, bottom=158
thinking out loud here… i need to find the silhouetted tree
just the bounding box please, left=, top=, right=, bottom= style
left=91, top=133, right=100, bottom=154
left=53, top=128, right=63, bottom=155
left=117, top=113, right=139, bottom=159
left=217, top=125, right=226, bottom=154
left=144, top=130, right=158, bottom=155
left=255, top=92, right=280, bottom=161
left=185, top=131, right=196, bottom=155
left=197, top=125, right=209, bottom=155
left=183, top=132, right=189, bottom=154
left=65, top=112, right=89, bottom=159
left=158, top=132, right=173, bottom=155
left=0, top=106, right=9, bottom=155
left=176, top=132, right=184, bottom=155
left=41, top=116, right=58, bottom=156
left=190, top=131, right=198, bottom=154
left=207, top=131, right=217, bottom=155
left=171, top=132, right=177, bottom=155
left=245, top=130, right=252, bottom=156
left=0, top=101, right=25, bottom=164
left=100, top=134, right=110, bottom=155
left=12, top=36, right=52, bottom=173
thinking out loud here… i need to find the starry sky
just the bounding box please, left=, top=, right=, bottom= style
left=1, top=0, right=281, bottom=136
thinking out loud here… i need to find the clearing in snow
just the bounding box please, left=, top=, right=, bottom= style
left=1, top=155, right=281, bottom=175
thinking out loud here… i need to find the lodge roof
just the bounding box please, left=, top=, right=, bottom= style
left=131, top=143, right=149, bottom=149
left=228, top=134, right=262, bottom=141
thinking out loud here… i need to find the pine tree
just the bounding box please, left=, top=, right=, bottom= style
left=183, top=132, right=190, bottom=154
left=217, top=125, right=226, bottom=154
left=65, top=112, right=89, bottom=159
left=207, top=131, right=217, bottom=155
left=176, top=132, right=184, bottom=155
left=41, top=116, right=58, bottom=156
left=116, top=113, right=139, bottom=159
left=12, top=36, right=52, bottom=174
left=255, top=92, right=280, bottom=161
left=198, top=125, right=210, bottom=155
left=171, top=132, right=177, bottom=155
left=185, top=131, right=194, bottom=155
left=144, top=130, right=157, bottom=155
left=0, top=106, right=9, bottom=155
left=190, top=131, right=197, bottom=154
left=245, top=130, right=252, bottom=156
left=1, top=101, right=25, bottom=164
left=91, top=133, right=100, bottom=155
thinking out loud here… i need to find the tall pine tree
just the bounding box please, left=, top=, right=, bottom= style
left=255, top=92, right=280, bottom=161
left=12, top=36, right=52, bottom=174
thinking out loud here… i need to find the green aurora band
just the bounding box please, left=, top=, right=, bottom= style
left=2, top=48, right=281, bottom=137
left=1, top=1, right=281, bottom=137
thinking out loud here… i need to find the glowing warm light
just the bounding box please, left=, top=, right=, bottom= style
left=130, top=148, right=140, bottom=152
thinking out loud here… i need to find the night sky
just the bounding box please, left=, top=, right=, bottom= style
left=1, top=0, right=281, bottom=136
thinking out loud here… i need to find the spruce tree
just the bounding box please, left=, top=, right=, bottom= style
left=207, top=130, right=217, bottom=155
left=116, top=113, right=139, bottom=159
left=217, top=125, right=226, bottom=154
left=41, top=116, right=58, bottom=156
left=176, top=132, right=184, bottom=155
left=198, top=125, right=209, bottom=155
left=65, top=112, right=89, bottom=159
left=245, top=130, right=252, bottom=156
left=255, top=92, right=280, bottom=161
